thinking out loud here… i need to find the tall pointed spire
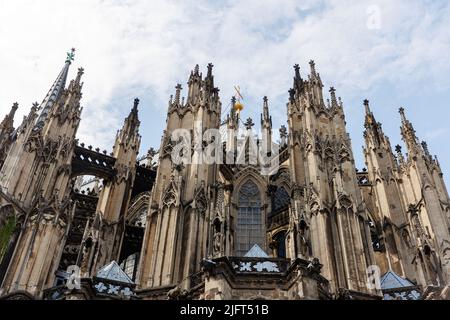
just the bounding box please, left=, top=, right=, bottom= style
left=292, top=64, right=304, bottom=93
left=174, top=84, right=182, bottom=106
left=363, top=99, right=377, bottom=128
left=34, top=48, right=75, bottom=130
left=187, top=64, right=202, bottom=105
left=395, top=144, right=405, bottom=164
left=0, top=102, right=18, bottom=131
left=227, top=96, right=239, bottom=129
left=205, top=63, right=215, bottom=92
left=363, top=99, right=386, bottom=147
left=399, top=107, right=419, bottom=153
left=117, top=98, right=141, bottom=145
left=260, top=96, right=272, bottom=129
left=329, top=87, right=338, bottom=107
left=309, top=60, right=317, bottom=76
left=0, top=103, right=19, bottom=168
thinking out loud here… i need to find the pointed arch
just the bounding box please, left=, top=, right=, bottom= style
left=234, top=178, right=265, bottom=257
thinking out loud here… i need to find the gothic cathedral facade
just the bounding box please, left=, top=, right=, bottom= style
left=0, top=51, right=449, bottom=300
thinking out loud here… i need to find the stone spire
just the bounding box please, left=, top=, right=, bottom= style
left=279, top=125, right=288, bottom=147
left=34, top=48, right=75, bottom=130
left=205, top=63, right=215, bottom=91
left=0, top=103, right=19, bottom=168
left=363, top=99, right=376, bottom=128
left=395, top=144, right=405, bottom=164
left=363, top=100, right=383, bottom=146
left=117, top=98, right=141, bottom=144
left=329, top=87, right=338, bottom=107
left=174, top=84, right=182, bottom=106
left=0, top=102, right=18, bottom=133
left=66, top=67, right=84, bottom=98
left=399, top=107, right=419, bottom=154
left=227, top=96, right=239, bottom=129
left=187, top=64, right=202, bottom=105
left=292, top=64, right=304, bottom=94
left=309, top=60, right=317, bottom=76
left=260, top=96, right=272, bottom=130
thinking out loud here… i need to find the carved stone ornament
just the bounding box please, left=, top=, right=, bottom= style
left=194, top=184, right=208, bottom=215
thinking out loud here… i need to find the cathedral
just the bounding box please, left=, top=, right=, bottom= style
left=0, top=50, right=449, bottom=301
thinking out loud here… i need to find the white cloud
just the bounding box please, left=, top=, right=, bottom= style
left=1, top=0, right=449, bottom=164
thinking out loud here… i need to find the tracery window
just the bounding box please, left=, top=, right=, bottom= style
left=235, top=180, right=265, bottom=256
left=272, top=187, right=290, bottom=213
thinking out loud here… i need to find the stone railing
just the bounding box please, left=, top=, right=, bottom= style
left=228, top=256, right=290, bottom=274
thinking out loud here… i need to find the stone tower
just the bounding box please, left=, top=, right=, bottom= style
left=80, top=99, right=142, bottom=277
left=137, top=64, right=221, bottom=289
left=361, top=102, right=450, bottom=294
left=285, top=62, right=378, bottom=295
left=0, top=49, right=83, bottom=297
left=0, top=54, right=448, bottom=301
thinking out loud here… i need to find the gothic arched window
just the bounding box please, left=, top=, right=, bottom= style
left=272, top=187, right=290, bottom=213
left=235, top=180, right=265, bottom=256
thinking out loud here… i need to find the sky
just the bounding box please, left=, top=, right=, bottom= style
left=0, top=0, right=449, bottom=186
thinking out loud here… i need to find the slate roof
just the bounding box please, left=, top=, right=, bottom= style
left=244, top=244, right=269, bottom=258
left=380, top=270, right=415, bottom=290
left=95, top=261, right=134, bottom=284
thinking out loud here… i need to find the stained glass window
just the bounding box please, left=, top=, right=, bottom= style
left=272, top=187, right=290, bottom=212
left=235, top=180, right=265, bottom=256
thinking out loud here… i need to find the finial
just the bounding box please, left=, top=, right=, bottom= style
left=309, top=60, right=316, bottom=74
left=194, top=64, right=199, bottom=75
left=231, top=96, right=236, bottom=105
left=175, top=84, right=182, bottom=104
left=395, top=144, right=402, bottom=153
left=207, top=63, right=214, bottom=76
left=262, top=96, right=270, bottom=123
left=363, top=99, right=371, bottom=114
left=399, top=107, right=406, bottom=122
left=421, top=141, right=430, bottom=155
left=66, top=48, right=76, bottom=64
left=133, top=98, right=140, bottom=110
left=244, top=118, right=255, bottom=130
left=294, top=64, right=301, bottom=78
left=329, top=87, right=337, bottom=106
left=280, top=125, right=288, bottom=146
left=6, top=102, right=19, bottom=119
left=75, top=67, right=84, bottom=83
